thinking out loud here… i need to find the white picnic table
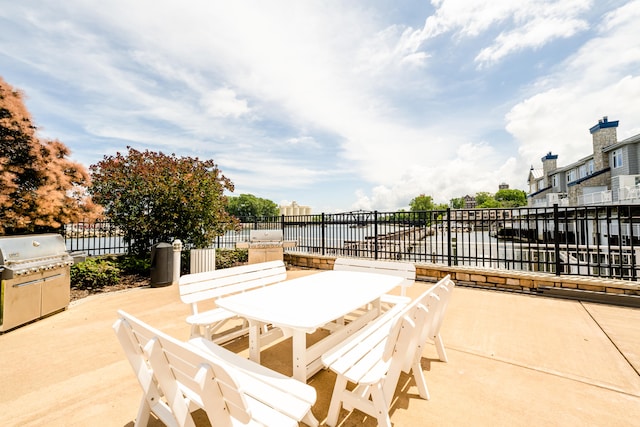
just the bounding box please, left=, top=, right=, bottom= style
left=215, top=270, right=404, bottom=382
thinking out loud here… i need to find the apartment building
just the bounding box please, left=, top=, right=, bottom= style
left=527, top=117, right=640, bottom=207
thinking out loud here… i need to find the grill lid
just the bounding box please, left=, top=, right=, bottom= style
left=249, top=230, right=284, bottom=243
left=0, top=234, right=73, bottom=278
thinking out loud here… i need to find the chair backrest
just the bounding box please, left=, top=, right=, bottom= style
left=398, top=275, right=453, bottom=372
left=383, top=276, right=448, bottom=365
left=427, top=276, right=455, bottom=338
left=113, top=311, right=180, bottom=427
left=378, top=285, right=438, bottom=401
left=178, top=260, right=287, bottom=306
left=115, top=310, right=251, bottom=427
left=333, top=257, right=416, bottom=295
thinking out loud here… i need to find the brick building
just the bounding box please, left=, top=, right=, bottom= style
left=527, top=117, right=640, bottom=207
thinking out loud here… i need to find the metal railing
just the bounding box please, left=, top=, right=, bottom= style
left=63, top=205, right=640, bottom=281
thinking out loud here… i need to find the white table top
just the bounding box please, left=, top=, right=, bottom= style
left=216, top=270, right=403, bottom=333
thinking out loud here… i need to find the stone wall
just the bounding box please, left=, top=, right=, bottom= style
left=284, top=253, right=640, bottom=298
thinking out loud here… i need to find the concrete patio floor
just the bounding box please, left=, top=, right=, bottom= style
left=1, top=269, right=639, bottom=426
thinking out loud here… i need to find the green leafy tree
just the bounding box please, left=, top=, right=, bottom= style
left=89, top=147, right=237, bottom=256
left=450, top=197, right=465, bottom=209
left=0, top=76, right=98, bottom=234
left=475, top=192, right=499, bottom=208
left=409, top=194, right=436, bottom=211
left=227, top=194, right=279, bottom=219
left=494, top=189, right=527, bottom=207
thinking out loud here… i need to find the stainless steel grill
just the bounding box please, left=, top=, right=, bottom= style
left=1, top=234, right=73, bottom=332
left=236, top=230, right=296, bottom=264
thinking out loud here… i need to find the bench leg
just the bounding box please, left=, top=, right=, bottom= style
left=302, top=410, right=319, bottom=427
left=189, top=324, right=202, bottom=339
left=412, top=359, right=430, bottom=400
left=326, top=375, right=347, bottom=427
left=370, top=382, right=392, bottom=427
left=434, top=333, right=448, bottom=362
left=248, top=322, right=261, bottom=363
left=134, top=395, right=151, bottom=427
left=292, top=330, right=307, bottom=382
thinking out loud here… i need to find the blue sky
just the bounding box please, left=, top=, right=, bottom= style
left=2, top=1, right=639, bottom=213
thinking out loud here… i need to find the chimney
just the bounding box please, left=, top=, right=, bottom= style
left=541, top=152, right=558, bottom=177
left=590, top=116, right=618, bottom=170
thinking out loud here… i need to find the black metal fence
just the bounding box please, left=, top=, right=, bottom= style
left=63, top=205, right=640, bottom=281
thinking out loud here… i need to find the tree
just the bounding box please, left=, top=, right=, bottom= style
left=409, top=194, right=436, bottom=211
left=494, top=189, right=527, bottom=207
left=227, top=194, right=279, bottom=219
left=89, top=147, right=237, bottom=256
left=475, top=192, right=500, bottom=208
left=450, top=197, right=465, bottom=209
left=0, top=76, right=97, bottom=234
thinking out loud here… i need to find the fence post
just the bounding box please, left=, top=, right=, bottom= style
left=374, top=211, right=379, bottom=260
left=321, top=213, right=326, bottom=256
left=446, top=208, right=452, bottom=266
left=172, top=239, right=182, bottom=284
left=553, top=203, right=561, bottom=276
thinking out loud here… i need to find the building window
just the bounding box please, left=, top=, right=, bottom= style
left=612, top=150, right=623, bottom=169
left=567, top=169, right=576, bottom=182
left=587, top=159, right=594, bottom=174
left=552, top=175, right=558, bottom=187
left=579, top=165, right=587, bottom=178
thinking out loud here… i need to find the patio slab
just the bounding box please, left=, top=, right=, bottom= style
left=0, top=270, right=638, bottom=426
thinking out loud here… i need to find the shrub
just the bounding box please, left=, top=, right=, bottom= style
left=116, top=255, right=150, bottom=275
left=215, top=248, right=248, bottom=269
left=71, top=258, right=121, bottom=289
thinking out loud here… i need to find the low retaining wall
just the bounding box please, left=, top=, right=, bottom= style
left=284, top=253, right=640, bottom=306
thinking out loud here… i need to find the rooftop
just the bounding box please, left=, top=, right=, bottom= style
left=1, top=269, right=639, bottom=426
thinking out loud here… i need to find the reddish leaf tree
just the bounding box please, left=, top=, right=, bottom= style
left=0, top=76, right=98, bottom=235
left=89, top=147, right=238, bottom=256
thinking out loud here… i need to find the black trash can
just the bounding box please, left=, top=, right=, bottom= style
left=150, top=242, right=173, bottom=287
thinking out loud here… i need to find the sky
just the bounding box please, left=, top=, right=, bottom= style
left=1, top=1, right=639, bottom=213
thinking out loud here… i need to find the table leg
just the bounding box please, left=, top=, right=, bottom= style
left=292, top=330, right=307, bottom=382
left=248, top=321, right=261, bottom=363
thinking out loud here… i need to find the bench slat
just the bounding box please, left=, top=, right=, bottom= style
left=333, top=257, right=416, bottom=296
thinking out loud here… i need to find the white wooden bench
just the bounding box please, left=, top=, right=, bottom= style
left=333, top=257, right=416, bottom=297
left=113, top=312, right=184, bottom=427
left=178, top=260, right=287, bottom=341
left=114, top=310, right=318, bottom=427
left=321, top=275, right=454, bottom=427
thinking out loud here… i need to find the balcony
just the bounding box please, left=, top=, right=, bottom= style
left=530, top=192, right=569, bottom=208
left=578, top=190, right=613, bottom=206
left=617, top=185, right=640, bottom=204
left=0, top=268, right=638, bottom=426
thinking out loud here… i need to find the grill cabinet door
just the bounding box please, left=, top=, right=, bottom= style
left=1, top=276, right=42, bottom=332
left=41, top=268, right=70, bottom=316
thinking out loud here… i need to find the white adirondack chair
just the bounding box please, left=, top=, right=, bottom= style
left=113, top=312, right=193, bottom=427
left=428, top=276, right=455, bottom=362
left=114, top=310, right=318, bottom=427
left=322, top=275, right=453, bottom=427
left=178, top=260, right=287, bottom=341
left=333, top=257, right=416, bottom=297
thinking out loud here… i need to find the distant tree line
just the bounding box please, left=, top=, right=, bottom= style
left=449, top=189, right=527, bottom=209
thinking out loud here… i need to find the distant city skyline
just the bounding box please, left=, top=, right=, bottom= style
left=1, top=1, right=639, bottom=213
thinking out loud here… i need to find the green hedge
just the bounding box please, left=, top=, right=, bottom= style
left=71, top=258, right=121, bottom=289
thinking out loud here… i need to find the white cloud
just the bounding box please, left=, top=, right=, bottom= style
left=2, top=1, right=638, bottom=214
left=507, top=1, right=640, bottom=167
left=475, top=16, right=589, bottom=66
left=200, top=88, right=250, bottom=119
left=402, top=0, right=592, bottom=67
